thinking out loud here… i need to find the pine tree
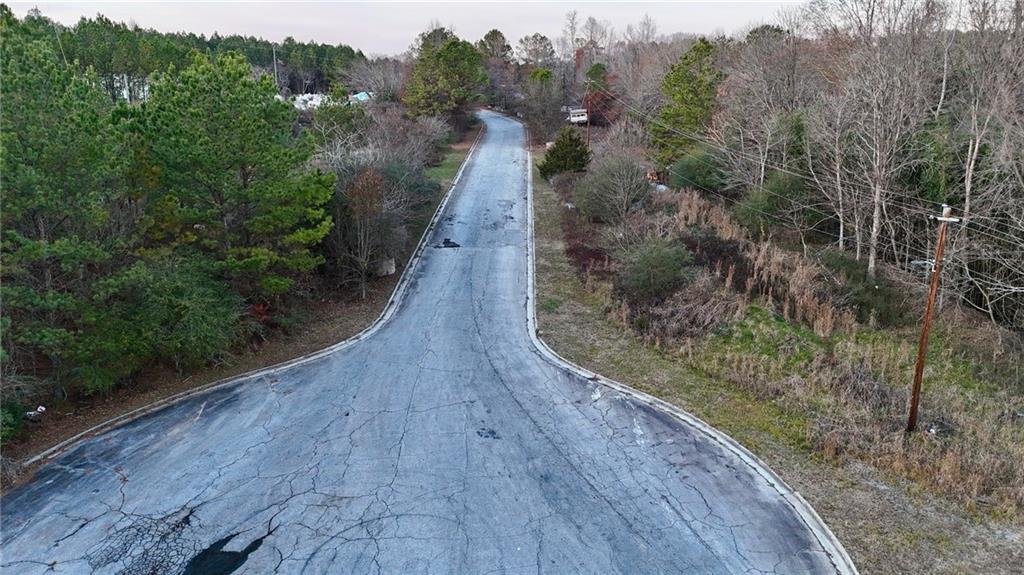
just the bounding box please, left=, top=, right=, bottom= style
left=402, top=33, right=487, bottom=120
left=651, top=38, right=722, bottom=165
left=0, top=12, right=129, bottom=394
left=538, top=128, right=591, bottom=180
left=141, top=53, right=334, bottom=297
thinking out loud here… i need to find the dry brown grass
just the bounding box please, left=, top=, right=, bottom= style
left=554, top=175, right=1024, bottom=518
left=661, top=189, right=749, bottom=242
left=745, top=241, right=857, bottom=337
left=682, top=297, right=1024, bottom=516
left=825, top=333, right=1024, bottom=515
left=685, top=306, right=1024, bottom=516
left=635, top=272, right=746, bottom=344
left=652, top=190, right=857, bottom=338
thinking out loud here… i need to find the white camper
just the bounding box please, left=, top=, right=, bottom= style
left=567, top=108, right=588, bottom=124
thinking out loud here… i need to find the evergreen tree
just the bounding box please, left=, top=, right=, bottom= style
left=585, top=63, right=609, bottom=90
left=651, top=38, right=722, bottom=165
left=516, top=33, right=555, bottom=65
left=0, top=13, right=130, bottom=394
left=538, top=128, right=591, bottom=180
left=477, top=29, right=512, bottom=61
left=141, top=53, right=335, bottom=296
left=402, top=32, right=487, bottom=121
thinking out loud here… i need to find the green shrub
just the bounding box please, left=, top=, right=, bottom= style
left=382, top=159, right=439, bottom=203
left=268, top=304, right=310, bottom=335
left=668, top=144, right=726, bottom=192
left=75, top=258, right=244, bottom=392
left=585, top=63, right=609, bottom=89
left=734, top=188, right=776, bottom=234
left=575, top=155, right=650, bottom=223
left=734, top=171, right=811, bottom=237
left=538, top=127, right=590, bottom=180
left=820, top=251, right=911, bottom=327
left=1, top=402, right=23, bottom=442
left=615, top=240, right=695, bottom=303
left=539, top=297, right=562, bottom=313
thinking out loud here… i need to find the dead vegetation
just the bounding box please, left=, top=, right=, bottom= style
left=532, top=150, right=1024, bottom=573
left=639, top=272, right=746, bottom=341
left=554, top=176, right=1024, bottom=517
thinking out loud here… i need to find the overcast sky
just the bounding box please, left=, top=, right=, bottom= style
left=10, top=1, right=797, bottom=56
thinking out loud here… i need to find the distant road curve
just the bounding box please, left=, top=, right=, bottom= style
left=1, top=110, right=855, bottom=575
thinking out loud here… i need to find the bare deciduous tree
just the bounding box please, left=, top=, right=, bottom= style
left=314, top=103, right=449, bottom=295
left=344, top=57, right=404, bottom=101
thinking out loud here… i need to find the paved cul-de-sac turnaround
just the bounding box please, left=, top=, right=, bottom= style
left=0, top=111, right=852, bottom=575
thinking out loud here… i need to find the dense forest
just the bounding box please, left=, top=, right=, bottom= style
left=0, top=7, right=478, bottom=443
left=9, top=6, right=361, bottom=98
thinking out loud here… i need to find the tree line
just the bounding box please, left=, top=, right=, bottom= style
left=11, top=6, right=361, bottom=100
left=670, top=0, right=1024, bottom=330
left=500, top=2, right=1023, bottom=331
left=0, top=9, right=464, bottom=439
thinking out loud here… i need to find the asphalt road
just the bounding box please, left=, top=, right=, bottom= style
left=1, top=111, right=849, bottom=574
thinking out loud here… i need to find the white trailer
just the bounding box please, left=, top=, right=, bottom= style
left=567, top=108, right=588, bottom=124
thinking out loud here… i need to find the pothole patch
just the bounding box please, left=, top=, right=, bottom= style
left=476, top=428, right=500, bottom=439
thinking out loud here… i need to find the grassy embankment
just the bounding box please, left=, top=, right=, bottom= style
left=530, top=149, right=1024, bottom=575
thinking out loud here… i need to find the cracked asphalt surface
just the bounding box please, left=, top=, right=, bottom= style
left=0, top=111, right=843, bottom=574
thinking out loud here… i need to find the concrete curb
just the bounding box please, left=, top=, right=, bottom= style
left=521, top=134, right=859, bottom=575
left=21, top=126, right=487, bottom=468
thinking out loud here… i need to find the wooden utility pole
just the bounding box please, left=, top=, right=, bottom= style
left=585, top=84, right=591, bottom=150
left=586, top=106, right=591, bottom=149
left=906, top=204, right=959, bottom=433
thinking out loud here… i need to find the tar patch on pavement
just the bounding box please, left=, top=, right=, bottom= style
left=476, top=428, right=500, bottom=439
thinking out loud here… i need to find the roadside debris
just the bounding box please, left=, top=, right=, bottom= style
left=23, top=405, right=46, bottom=423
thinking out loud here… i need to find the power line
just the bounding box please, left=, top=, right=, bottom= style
left=663, top=148, right=1020, bottom=292
left=602, top=91, right=1021, bottom=293
left=597, top=86, right=1024, bottom=242
left=597, top=86, right=1024, bottom=252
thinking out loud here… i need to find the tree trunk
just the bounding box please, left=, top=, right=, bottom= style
left=867, top=181, right=883, bottom=277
